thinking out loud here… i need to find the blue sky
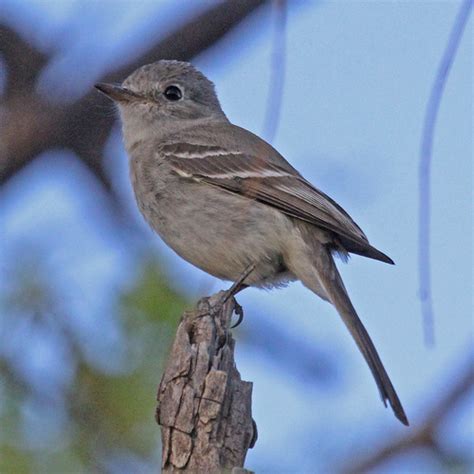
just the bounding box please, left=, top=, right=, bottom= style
left=1, top=1, right=472, bottom=472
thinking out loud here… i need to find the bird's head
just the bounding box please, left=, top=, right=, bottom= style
left=95, top=60, right=227, bottom=143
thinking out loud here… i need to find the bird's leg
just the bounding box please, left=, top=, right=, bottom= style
left=221, top=263, right=255, bottom=328
left=222, top=263, right=255, bottom=303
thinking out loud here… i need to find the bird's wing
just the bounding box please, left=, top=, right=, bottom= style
left=160, top=143, right=392, bottom=263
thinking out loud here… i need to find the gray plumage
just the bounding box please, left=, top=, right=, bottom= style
left=95, top=60, right=408, bottom=425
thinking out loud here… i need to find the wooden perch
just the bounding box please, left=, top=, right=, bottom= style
left=156, top=292, right=257, bottom=473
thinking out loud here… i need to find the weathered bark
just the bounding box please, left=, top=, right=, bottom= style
left=156, top=292, right=256, bottom=473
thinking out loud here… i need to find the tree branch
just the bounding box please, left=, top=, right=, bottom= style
left=0, top=24, right=48, bottom=95
left=418, top=0, right=472, bottom=345
left=103, top=0, right=266, bottom=85
left=156, top=292, right=256, bottom=473
left=340, top=352, right=474, bottom=473
left=262, top=0, right=287, bottom=143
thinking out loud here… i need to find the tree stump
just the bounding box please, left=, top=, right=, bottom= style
left=156, top=291, right=257, bottom=473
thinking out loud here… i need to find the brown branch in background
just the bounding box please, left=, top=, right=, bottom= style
left=156, top=292, right=256, bottom=473
left=103, top=0, right=267, bottom=86
left=340, top=351, right=474, bottom=474
left=0, top=0, right=267, bottom=192
left=418, top=0, right=472, bottom=346
left=262, top=0, right=287, bottom=144
left=0, top=24, right=48, bottom=95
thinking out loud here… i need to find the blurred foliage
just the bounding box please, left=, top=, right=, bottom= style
left=0, top=256, right=187, bottom=473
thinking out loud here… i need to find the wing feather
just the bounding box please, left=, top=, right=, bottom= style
left=160, top=143, right=392, bottom=263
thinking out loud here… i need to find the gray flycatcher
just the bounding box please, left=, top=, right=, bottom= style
left=95, top=60, right=408, bottom=426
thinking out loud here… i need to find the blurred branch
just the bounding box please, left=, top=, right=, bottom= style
left=418, top=0, right=472, bottom=346
left=340, top=353, right=474, bottom=473
left=156, top=292, right=256, bottom=473
left=240, top=314, right=337, bottom=384
left=0, top=0, right=267, bottom=193
left=103, top=0, right=267, bottom=85
left=0, top=24, right=48, bottom=94
left=262, top=0, right=287, bottom=143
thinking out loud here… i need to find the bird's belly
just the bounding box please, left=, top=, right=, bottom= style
left=136, top=181, right=295, bottom=285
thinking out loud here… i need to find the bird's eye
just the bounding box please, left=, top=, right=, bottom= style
left=163, top=85, right=182, bottom=101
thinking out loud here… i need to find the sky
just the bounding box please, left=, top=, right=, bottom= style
left=0, top=1, right=472, bottom=472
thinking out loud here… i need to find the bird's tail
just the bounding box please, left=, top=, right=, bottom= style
left=301, top=244, right=408, bottom=425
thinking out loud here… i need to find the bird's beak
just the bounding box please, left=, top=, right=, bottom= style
left=94, top=83, right=143, bottom=103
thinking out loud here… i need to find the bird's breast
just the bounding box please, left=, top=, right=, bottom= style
left=129, top=153, right=295, bottom=284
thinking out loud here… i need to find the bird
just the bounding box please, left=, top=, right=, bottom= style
left=95, top=59, right=408, bottom=426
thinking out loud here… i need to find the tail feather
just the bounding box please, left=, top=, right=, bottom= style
left=312, top=246, right=408, bottom=425
left=354, top=243, right=395, bottom=265
left=339, top=236, right=395, bottom=265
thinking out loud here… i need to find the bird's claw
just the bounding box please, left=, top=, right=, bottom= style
left=231, top=300, right=244, bottom=328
